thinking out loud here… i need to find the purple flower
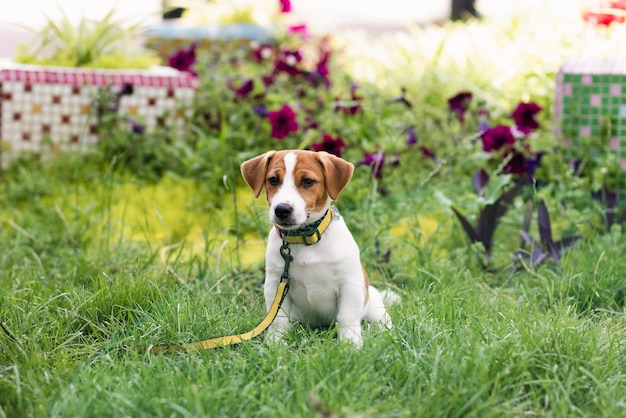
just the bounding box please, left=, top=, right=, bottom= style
left=447, top=91, right=473, bottom=124
left=307, top=50, right=331, bottom=88
left=267, top=104, right=299, bottom=140
left=361, top=149, right=385, bottom=179
left=312, top=134, right=346, bottom=157
left=473, top=169, right=490, bottom=196
left=481, top=125, right=515, bottom=152
left=274, top=49, right=303, bottom=77
left=502, top=151, right=527, bottom=175
left=304, top=116, right=319, bottom=131
left=168, top=43, right=197, bottom=76
left=250, top=43, right=274, bottom=63
left=406, top=126, right=418, bottom=146
left=128, top=118, right=145, bottom=135
left=502, top=149, right=545, bottom=177
left=478, top=119, right=490, bottom=133
left=524, top=152, right=545, bottom=178
left=512, top=102, right=542, bottom=134
left=262, top=74, right=275, bottom=87
left=420, top=146, right=437, bottom=162
left=253, top=105, right=269, bottom=118
left=228, top=78, right=254, bottom=100
left=334, top=84, right=362, bottom=116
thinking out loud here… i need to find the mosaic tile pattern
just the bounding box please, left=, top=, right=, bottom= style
left=554, top=58, right=626, bottom=204
left=0, top=64, right=197, bottom=165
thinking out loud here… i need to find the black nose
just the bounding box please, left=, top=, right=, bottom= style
left=274, top=203, right=292, bottom=220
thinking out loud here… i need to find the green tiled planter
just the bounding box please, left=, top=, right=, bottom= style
left=554, top=58, right=626, bottom=204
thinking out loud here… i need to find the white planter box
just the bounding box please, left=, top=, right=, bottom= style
left=0, top=61, right=197, bottom=165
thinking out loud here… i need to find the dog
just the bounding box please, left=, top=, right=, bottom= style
left=241, top=149, right=398, bottom=346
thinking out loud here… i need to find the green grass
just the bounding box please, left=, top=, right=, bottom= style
left=3, top=2, right=626, bottom=417
left=2, top=154, right=626, bottom=417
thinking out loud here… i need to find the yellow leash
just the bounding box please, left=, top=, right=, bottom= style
left=138, top=241, right=293, bottom=354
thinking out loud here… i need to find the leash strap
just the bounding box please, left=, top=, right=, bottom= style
left=140, top=243, right=293, bottom=354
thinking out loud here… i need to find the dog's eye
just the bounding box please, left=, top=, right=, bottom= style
left=267, top=176, right=280, bottom=187
left=301, top=178, right=316, bottom=188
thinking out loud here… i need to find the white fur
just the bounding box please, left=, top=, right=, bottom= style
left=261, top=152, right=396, bottom=347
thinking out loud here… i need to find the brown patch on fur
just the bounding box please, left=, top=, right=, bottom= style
left=241, top=150, right=355, bottom=212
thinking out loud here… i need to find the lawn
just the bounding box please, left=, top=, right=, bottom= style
left=2, top=1, right=626, bottom=417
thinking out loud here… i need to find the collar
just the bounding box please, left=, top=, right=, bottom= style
left=276, top=208, right=333, bottom=245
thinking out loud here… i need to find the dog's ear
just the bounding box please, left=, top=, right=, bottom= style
left=241, top=151, right=276, bottom=198
left=316, top=151, right=354, bottom=201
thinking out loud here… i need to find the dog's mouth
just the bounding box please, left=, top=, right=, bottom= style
left=274, top=220, right=302, bottom=230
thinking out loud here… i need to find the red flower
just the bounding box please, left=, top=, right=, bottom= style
left=267, top=104, right=299, bottom=140
left=481, top=125, right=515, bottom=152
left=502, top=151, right=527, bottom=175
left=420, top=146, right=437, bottom=161
left=511, top=102, right=542, bottom=134
left=447, top=91, right=473, bottom=124
left=168, top=43, right=197, bottom=76
left=583, top=1, right=626, bottom=25
left=312, top=134, right=346, bottom=157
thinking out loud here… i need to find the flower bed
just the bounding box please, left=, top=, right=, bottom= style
left=0, top=62, right=197, bottom=166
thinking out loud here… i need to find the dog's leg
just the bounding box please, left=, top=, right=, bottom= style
left=365, top=286, right=393, bottom=329
left=337, top=284, right=366, bottom=346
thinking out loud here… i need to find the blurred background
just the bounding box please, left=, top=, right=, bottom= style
left=0, top=0, right=590, bottom=59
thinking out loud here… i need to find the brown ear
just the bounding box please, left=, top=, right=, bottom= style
left=316, top=151, right=354, bottom=200
left=241, top=151, right=276, bottom=198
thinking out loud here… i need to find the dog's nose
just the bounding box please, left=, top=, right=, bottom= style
left=274, top=203, right=293, bottom=220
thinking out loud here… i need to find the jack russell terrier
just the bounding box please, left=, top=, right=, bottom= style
left=241, top=149, right=398, bottom=347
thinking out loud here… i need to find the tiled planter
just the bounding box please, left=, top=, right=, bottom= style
left=554, top=58, right=626, bottom=203
left=0, top=61, right=197, bottom=166
left=144, top=23, right=274, bottom=62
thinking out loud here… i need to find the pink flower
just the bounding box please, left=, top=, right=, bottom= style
left=481, top=125, right=515, bottom=152
left=288, top=24, right=308, bottom=36
left=267, top=104, right=299, bottom=140
left=279, top=0, right=292, bottom=13
left=312, top=134, right=346, bottom=157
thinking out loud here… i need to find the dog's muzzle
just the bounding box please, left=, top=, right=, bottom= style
left=274, top=203, right=293, bottom=221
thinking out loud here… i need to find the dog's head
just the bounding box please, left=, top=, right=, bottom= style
left=241, top=150, right=354, bottom=229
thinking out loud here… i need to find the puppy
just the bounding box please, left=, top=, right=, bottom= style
left=241, top=150, right=397, bottom=346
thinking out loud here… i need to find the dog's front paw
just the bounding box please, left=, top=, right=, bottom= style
left=339, top=325, right=363, bottom=348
